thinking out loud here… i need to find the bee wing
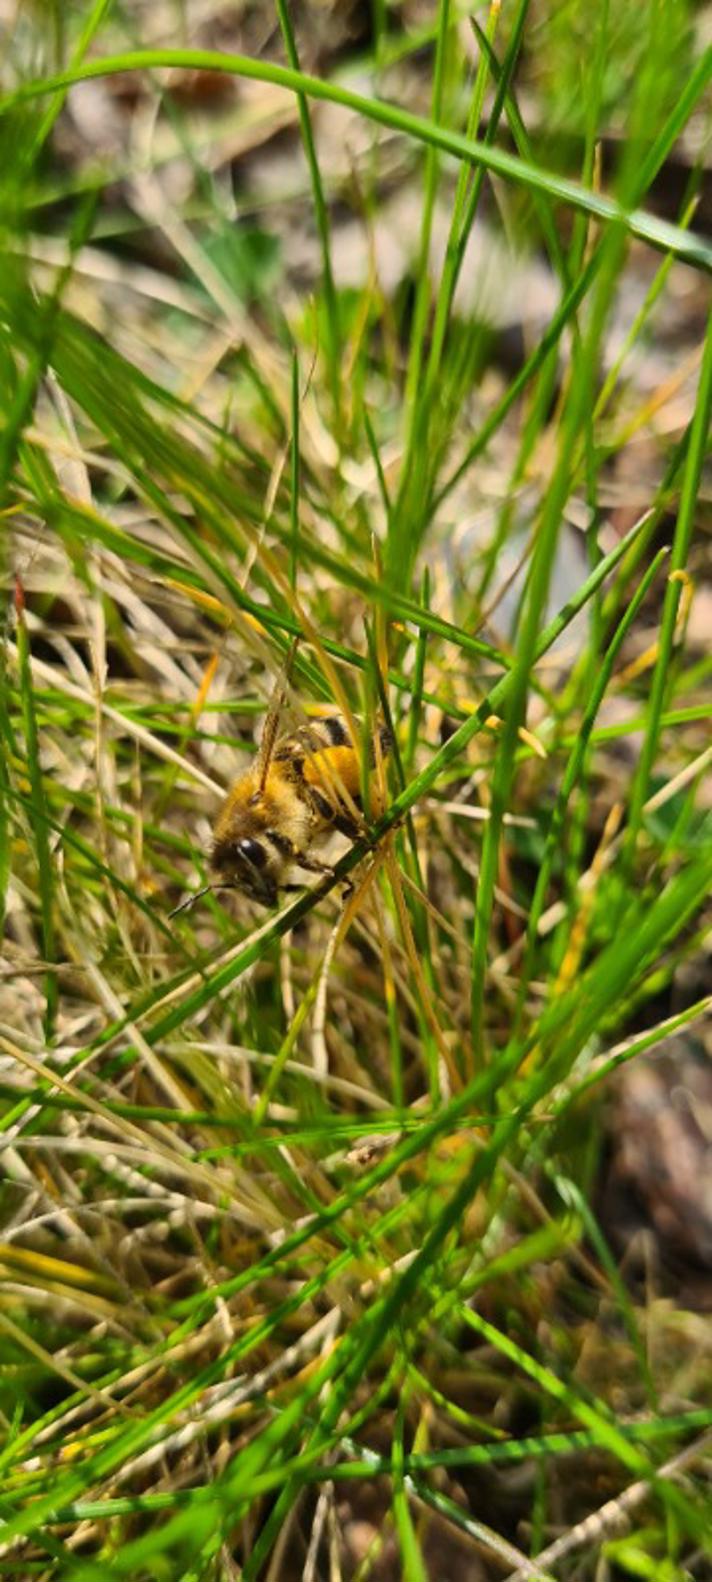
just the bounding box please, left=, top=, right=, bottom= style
left=255, top=636, right=300, bottom=794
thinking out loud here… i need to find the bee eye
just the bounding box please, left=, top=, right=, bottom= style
left=238, top=838, right=267, bottom=869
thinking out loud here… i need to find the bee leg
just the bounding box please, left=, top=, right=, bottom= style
left=331, top=811, right=361, bottom=839
left=292, top=852, right=336, bottom=877
left=293, top=851, right=355, bottom=898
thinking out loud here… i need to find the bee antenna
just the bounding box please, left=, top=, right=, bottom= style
left=256, top=634, right=300, bottom=795
left=169, top=883, right=216, bottom=918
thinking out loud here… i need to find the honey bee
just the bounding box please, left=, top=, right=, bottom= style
left=174, top=645, right=390, bottom=913
left=212, top=713, right=390, bottom=906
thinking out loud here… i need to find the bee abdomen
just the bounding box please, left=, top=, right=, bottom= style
left=320, top=716, right=350, bottom=747
left=274, top=715, right=351, bottom=763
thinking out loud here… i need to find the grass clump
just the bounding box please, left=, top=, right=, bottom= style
left=0, top=2, right=710, bottom=1579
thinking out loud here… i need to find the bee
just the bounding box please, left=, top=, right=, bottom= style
left=175, top=644, right=390, bottom=913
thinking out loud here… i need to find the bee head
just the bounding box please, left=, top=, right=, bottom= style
left=211, top=833, right=279, bottom=906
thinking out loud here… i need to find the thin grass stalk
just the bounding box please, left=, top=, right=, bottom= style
left=622, top=308, right=712, bottom=870
left=401, top=0, right=451, bottom=423
left=469, top=213, right=630, bottom=1057
left=3, top=51, right=711, bottom=273
left=516, top=546, right=670, bottom=1029
left=14, top=584, right=58, bottom=1038
left=274, top=0, right=343, bottom=434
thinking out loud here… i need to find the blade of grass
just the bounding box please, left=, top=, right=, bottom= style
left=13, top=581, right=57, bottom=1039
left=48, top=1410, right=712, bottom=1523
left=517, top=545, right=670, bottom=1024
left=435, top=42, right=712, bottom=507
left=427, top=0, right=530, bottom=378
left=401, top=0, right=452, bottom=422
left=392, top=1390, right=429, bottom=1582
left=552, top=1174, right=657, bottom=1406
left=395, top=0, right=523, bottom=585
left=458, top=1307, right=656, bottom=1479
left=2, top=50, right=711, bottom=272
left=289, top=346, right=300, bottom=591
left=274, top=0, right=342, bottom=434
left=0, top=598, right=12, bottom=936
left=403, top=569, right=429, bottom=775
left=622, top=306, right=712, bottom=872
left=469, top=215, right=630, bottom=1058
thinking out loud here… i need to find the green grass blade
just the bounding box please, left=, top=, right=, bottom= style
left=14, top=585, right=58, bottom=1038
left=623, top=307, right=712, bottom=869
left=2, top=50, right=711, bottom=271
